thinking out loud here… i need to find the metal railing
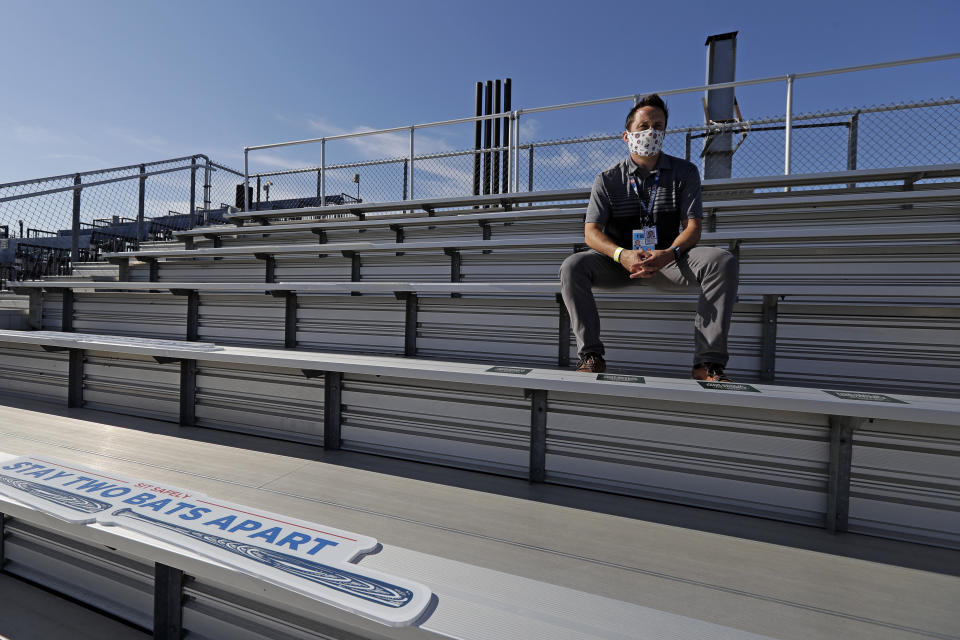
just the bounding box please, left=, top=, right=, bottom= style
left=243, top=52, right=960, bottom=207
left=0, top=155, right=243, bottom=264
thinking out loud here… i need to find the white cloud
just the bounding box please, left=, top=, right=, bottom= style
left=14, top=125, right=69, bottom=146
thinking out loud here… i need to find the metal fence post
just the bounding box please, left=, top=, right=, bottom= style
left=685, top=132, right=692, bottom=161
left=189, top=157, right=197, bottom=228
left=320, top=139, right=326, bottom=207
left=511, top=111, right=520, bottom=193
left=409, top=126, right=415, bottom=200
left=784, top=74, right=795, bottom=182
left=846, top=110, right=860, bottom=188
left=528, top=146, right=534, bottom=192
left=243, top=150, right=249, bottom=212
left=256, top=175, right=261, bottom=209
left=203, top=158, right=211, bottom=222
left=136, top=164, right=146, bottom=250
left=402, top=159, right=409, bottom=201
left=71, top=174, right=81, bottom=269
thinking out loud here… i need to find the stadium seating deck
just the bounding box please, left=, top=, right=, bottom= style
left=2, top=166, right=959, bottom=638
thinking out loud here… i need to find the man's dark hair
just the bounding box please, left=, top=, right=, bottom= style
left=625, top=94, right=669, bottom=130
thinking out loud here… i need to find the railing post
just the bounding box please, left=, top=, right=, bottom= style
left=136, top=164, right=146, bottom=250
left=784, top=74, right=795, bottom=183
left=203, top=158, right=212, bottom=222
left=243, top=150, right=249, bottom=212
left=320, top=139, right=326, bottom=207
left=512, top=111, right=520, bottom=193
left=189, top=157, right=197, bottom=228
left=71, top=174, right=81, bottom=270
left=402, top=159, right=408, bottom=201
left=527, top=146, right=534, bottom=192
left=408, top=126, right=415, bottom=200
left=846, top=111, right=860, bottom=188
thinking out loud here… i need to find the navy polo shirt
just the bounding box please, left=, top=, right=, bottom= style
left=584, top=153, right=703, bottom=250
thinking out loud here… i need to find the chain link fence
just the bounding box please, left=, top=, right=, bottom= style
left=2, top=97, right=956, bottom=285
left=0, top=155, right=242, bottom=284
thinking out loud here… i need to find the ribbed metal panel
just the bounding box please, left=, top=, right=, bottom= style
left=41, top=291, right=63, bottom=330
left=546, top=393, right=831, bottom=524
left=195, top=362, right=324, bottom=443
left=0, top=342, right=68, bottom=402
left=416, top=296, right=559, bottom=366
left=273, top=257, right=353, bottom=282
left=716, top=202, right=960, bottom=229
left=848, top=419, right=960, bottom=548
left=461, top=248, right=572, bottom=282
left=72, top=292, right=186, bottom=340
left=592, top=296, right=763, bottom=379
left=340, top=374, right=530, bottom=475
left=83, top=351, right=180, bottom=421
left=297, top=295, right=405, bottom=355
left=2, top=519, right=154, bottom=630
left=181, top=579, right=366, bottom=640
left=198, top=294, right=285, bottom=347
left=130, top=259, right=267, bottom=283
left=354, top=254, right=450, bottom=283
left=774, top=301, right=960, bottom=395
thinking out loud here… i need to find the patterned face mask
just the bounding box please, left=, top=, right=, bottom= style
left=625, top=129, right=665, bottom=157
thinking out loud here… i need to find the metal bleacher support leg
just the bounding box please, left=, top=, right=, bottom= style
left=323, top=371, right=343, bottom=450
left=61, top=289, right=74, bottom=332
left=179, top=359, right=197, bottom=427
left=760, top=294, right=779, bottom=382
left=153, top=562, right=184, bottom=640
left=28, top=290, right=42, bottom=329
left=395, top=292, right=418, bottom=357
left=116, top=258, right=130, bottom=282
left=68, top=348, right=84, bottom=408
left=528, top=390, right=548, bottom=483
left=285, top=292, right=297, bottom=349
left=0, top=512, right=5, bottom=569
left=143, top=258, right=159, bottom=283
left=255, top=253, right=276, bottom=284
left=826, top=415, right=864, bottom=533
left=444, top=248, right=462, bottom=298
left=556, top=293, right=571, bottom=368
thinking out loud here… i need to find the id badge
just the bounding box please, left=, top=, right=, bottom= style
left=632, top=226, right=658, bottom=252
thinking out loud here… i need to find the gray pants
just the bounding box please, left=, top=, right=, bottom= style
left=559, top=247, right=739, bottom=366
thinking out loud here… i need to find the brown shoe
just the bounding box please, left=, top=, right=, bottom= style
left=692, top=362, right=732, bottom=382
left=576, top=353, right=606, bottom=373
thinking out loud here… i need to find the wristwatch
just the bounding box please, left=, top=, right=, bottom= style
left=671, top=245, right=681, bottom=260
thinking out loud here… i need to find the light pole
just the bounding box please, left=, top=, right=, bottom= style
left=352, top=173, right=360, bottom=201
left=263, top=180, right=272, bottom=203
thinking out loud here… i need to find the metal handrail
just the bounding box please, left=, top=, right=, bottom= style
left=1, top=163, right=202, bottom=204
left=242, top=51, right=960, bottom=203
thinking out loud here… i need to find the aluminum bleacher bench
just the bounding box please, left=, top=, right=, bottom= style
left=0, top=327, right=957, bottom=550
left=102, top=221, right=960, bottom=285
left=218, top=164, right=960, bottom=227
left=11, top=275, right=960, bottom=388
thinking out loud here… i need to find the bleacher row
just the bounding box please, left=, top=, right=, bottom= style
left=1, top=163, right=958, bottom=549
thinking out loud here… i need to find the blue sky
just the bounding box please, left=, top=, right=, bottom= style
left=1, top=0, right=958, bottom=183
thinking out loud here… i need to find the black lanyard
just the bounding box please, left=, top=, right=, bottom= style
left=629, top=172, right=660, bottom=227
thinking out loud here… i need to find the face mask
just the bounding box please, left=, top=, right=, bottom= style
left=626, top=129, right=665, bottom=157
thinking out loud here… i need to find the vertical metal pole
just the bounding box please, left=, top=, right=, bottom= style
left=71, top=174, right=81, bottom=269
left=784, top=75, right=795, bottom=179
left=685, top=132, right=692, bottom=161
left=846, top=111, right=860, bottom=188
left=316, top=169, right=322, bottom=200
left=512, top=111, right=520, bottom=193
left=493, top=79, right=501, bottom=195
left=473, top=82, right=483, bottom=196
left=320, top=139, right=326, bottom=206
left=483, top=80, right=492, bottom=195
left=256, top=175, right=261, bottom=209
left=409, top=126, right=415, bottom=200
left=243, top=150, right=249, bottom=212
left=528, top=146, right=535, bottom=192
left=203, top=158, right=211, bottom=220
left=136, top=164, right=146, bottom=250
left=189, top=157, right=197, bottom=228
left=502, top=78, right=511, bottom=194
left=402, top=159, right=408, bottom=201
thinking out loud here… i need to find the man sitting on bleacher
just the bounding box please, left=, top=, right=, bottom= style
left=560, top=94, right=739, bottom=381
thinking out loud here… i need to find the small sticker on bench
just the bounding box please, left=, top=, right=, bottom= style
left=487, top=366, right=532, bottom=375
left=823, top=390, right=907, bottom=404
left=698, top=381, right=760, bottom=392
left=597, top=374, right=645, bottom=384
